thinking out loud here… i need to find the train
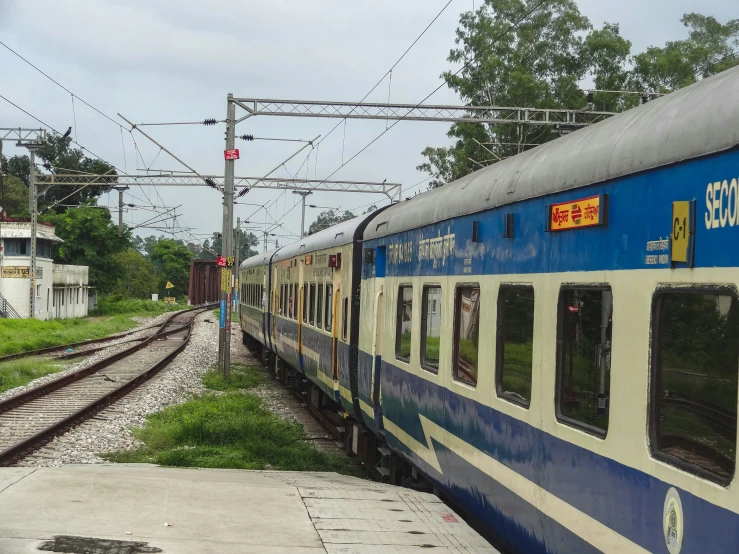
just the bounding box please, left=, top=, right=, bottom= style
left=239, top=65, right=739, bottom=553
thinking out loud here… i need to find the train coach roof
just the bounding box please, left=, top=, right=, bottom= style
left=364, top=65, right=739, bottom=240
left=241, top=247, right=281, bottom=270
left=272, top=212, right=376, bottom=263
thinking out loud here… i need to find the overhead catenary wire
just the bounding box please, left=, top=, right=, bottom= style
left=0, top=41, right=173, bottom=222
left=242, top=0, right=454, bottom=234
left=266, top=0, right=552, bottom=234
left=306, top=0, right=555, bottom=193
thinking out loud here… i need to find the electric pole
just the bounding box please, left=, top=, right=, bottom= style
left=115, top=186, right=129, bottom=237
left=28, top=146, right=38, bottom=319
left=219, top=94, right=236, bottom=377
left=233, top=216, right=241, bottom=312
left=292, top=190, right=312, bottom=238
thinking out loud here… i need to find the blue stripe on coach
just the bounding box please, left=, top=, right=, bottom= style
left=377, top=359, right=739, bottom=554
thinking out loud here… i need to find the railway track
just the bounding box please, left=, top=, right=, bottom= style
left=0, top=322, right=163, bottom=364
left=0, top=306, right=213, bottom=466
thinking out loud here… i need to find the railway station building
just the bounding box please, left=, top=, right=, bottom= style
left=0, top=218, right=93, bottom=319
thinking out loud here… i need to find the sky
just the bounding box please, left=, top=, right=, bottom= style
left=0, top=0, right=735, bottom=252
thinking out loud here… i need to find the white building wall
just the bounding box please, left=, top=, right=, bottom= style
left=0, top=250, right=55, bottom=319
left=52, top=265, right=90, bottom=319
left=0, top=222, right=89, bottom=320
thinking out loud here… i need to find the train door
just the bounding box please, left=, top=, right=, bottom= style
left=298, top=283, right=305, bottom=369
left=371, top=245, right=386, bottom=426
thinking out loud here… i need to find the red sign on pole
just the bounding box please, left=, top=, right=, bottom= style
left=224, top=149, right=240, bottom=160
left=217, top=255, right=226, bottom=267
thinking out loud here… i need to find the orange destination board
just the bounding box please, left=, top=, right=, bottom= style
left=548, top=194, right=606, bottom=231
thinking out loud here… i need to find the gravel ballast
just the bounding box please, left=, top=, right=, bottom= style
left=16, top=311, right=224, bottom=466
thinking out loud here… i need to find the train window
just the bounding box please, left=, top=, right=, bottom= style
left=420, top=286, right=441, bottom=373
left=325, top=284, right=333, bottom=332
left=555, top=286, right=613, bottom=437
left=342, top=297, right=349, bottom=341
left=289, top=284, right=294, bottom=318
left=303, top=283, right=308, bottom=323
left=453, top=285, right=480, bottom=386
left=261, top=285, right=264, bottom=308
left=496, top=285, right=535, bottom=407
left=316, top=283, right=323, bottom=329
left=650, top=288, right=739, bottom=483
left=395, top=286, right=413, bottom=363
left=309, top=283, right=316, bottom=326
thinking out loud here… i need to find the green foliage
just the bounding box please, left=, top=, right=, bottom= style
left=0, top=357, right=70, bottom=394
left=112, top=248, right=159, bottom=299
left=630, top=14, right=739, bottom=93
left=419, top=5, right=739, bottom=187
left=203, top=363, right=265, bottom=391
left=149, top=239, right=193, bottom=297
left=93, top=297, right=180, bottom=315
left=1, top=154, right=31, bottom=187
left=308, top=209, right=355, bottom=235
left=0, top=174, right=29, bottom=217
left=42, top=207, right=131, bottom=294
left=37, top=135, right=116, bottom=209
left=104, top=391, right=365, bottom=476
left=0, top=313, right=149, bottom=356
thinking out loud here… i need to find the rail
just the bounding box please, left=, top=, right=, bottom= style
left=0, top=305, right=215, bottom=465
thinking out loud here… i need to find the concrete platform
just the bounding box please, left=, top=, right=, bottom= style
left=0, top=464, right=498, bottom=553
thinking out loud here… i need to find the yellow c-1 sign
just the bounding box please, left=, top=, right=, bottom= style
left=165, top=281, right=174, bottom=289
left=671, top=201, right=691, bottom=263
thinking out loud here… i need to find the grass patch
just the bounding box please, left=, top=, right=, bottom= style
left=104, top=392, right=366, bottom=476
left=0, top=357, right=70, bottom=394
left=0, top=298, right=180, bottom=357
left=203, top=363, right=265, bottom=391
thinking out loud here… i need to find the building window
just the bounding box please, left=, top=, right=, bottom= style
left=37, top=284, right=42, bottom=298
left=496, top=285, right=535, bottom=407
left=420, top=285, right=441, bottom=373
left=395, top=286, right=413, bottom=363
left=650, top=288, right=739, bottom=482
left=325, top=284, right=333, bottom=332
left=316, top=283, right=323, bottom=329
left=309, top=283, right=316, bottom=326
left=342, top=297, right=349, bottom=341
left=302, top=283, right=308, bottom=323
left=4, top=238, right=26, bottom=256
left=556, top=286, right=613, bottom=437
left=453, top=285, right=480, bottom=386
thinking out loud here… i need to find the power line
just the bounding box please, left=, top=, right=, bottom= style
left=266, top=0, right=552, bottom=234
left=0, top=41, right=173, bottom=223
left=0, top=40, right=126, bottom=131
left=316, top=0, right=553, bottom=185
left=244, top=0, right=453, bottom=235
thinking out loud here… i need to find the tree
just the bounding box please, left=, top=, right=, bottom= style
left=236, top=229, right=259, bottom=260
left=149, top=239, right=193, bottom=297
left=43, top=207, right=131, bottom=294
left=418, top=0, right=595, bottom=187
left=308, top=210, right=355, bottom=235
left=36, top=135, right=117, bottom=209
left=418, top=6, right=738, bottom=188
left=133, top=235, right=160, bottom=258
left=112, top=248, right=159, bottom=299
left=630, top=14, right=739, bottom=93
left=1, top=154, right=31, bottom=187
left=0, top=175, right=29, bottom=217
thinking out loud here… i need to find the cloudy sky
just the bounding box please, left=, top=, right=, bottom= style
left=0, top=0, right=734, bottom=251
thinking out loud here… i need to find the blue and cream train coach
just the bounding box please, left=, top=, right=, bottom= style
left=242, top=66, right=739, bottom=553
